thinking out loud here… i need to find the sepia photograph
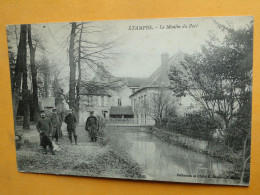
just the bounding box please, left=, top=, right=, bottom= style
left=6, top=16, right=253, bottom=185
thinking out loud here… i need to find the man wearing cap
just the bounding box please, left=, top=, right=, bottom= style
left=65, top=109, right=78, bottom=145
left=50, top=108, right=62, bottom=144
left=85, top=111, right=99, bottom=142
left=36, top=110, right=55, bottom=155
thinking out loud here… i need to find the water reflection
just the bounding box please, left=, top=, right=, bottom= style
left=106, top=127, right=239, bottom=185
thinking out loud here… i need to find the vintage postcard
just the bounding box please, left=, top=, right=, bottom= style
left=7, top=16, right=253, bottom=185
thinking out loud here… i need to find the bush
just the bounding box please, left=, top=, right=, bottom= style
left=225, top=98, right=251, bottom=152
left=166, top=112, right=218, bottom=140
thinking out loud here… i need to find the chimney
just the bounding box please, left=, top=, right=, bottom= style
left=161, top=53, right=170, bottom=84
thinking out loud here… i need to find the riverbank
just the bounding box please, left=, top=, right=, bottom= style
left=148, top=127, right=248, bottom=182
left=15, top=124, right=145, bottom=179
left=149, top=127, right=241, bottom=163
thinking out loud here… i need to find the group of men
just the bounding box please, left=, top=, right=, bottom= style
left=36, top=109, right=99, bottom=155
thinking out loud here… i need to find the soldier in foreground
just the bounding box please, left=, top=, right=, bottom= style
left=65, top=109, right=78, bottom=145
left=36, top=110, right=55, bottom=155
left=85, top=111, right=99, bottom=142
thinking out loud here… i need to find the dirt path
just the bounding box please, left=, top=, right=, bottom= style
left=15, top=123, right=145, bottom=179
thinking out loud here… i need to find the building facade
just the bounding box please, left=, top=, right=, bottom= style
left=78, top=52, right=199, bottom=125
left=78, top=64, right=146, bottom=124
left=130, top=52, right=199, bottom=125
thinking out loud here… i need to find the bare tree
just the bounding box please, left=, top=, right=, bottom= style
left=22, top=47, right=30, bottom=129
left=66, top=21, right=121, bottom=119
left=28, top=24, right=44, bottom=122
left=75, top=23, right=83, bottom=120
left=68, top=22, right=77, bottom=110
left=138, top=88, right=175, bottom=126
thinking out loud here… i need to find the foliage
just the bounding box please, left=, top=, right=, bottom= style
left=169, top=21, right=253, bottom=183
left=169, top=20, right=253, bottom=130
left=166, top=112, right=218, bottom=140
left=225, top=92, right=252, bottom=151
left=36, top=57, right=52, bottom=98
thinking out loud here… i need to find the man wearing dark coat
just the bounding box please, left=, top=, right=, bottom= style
left=50, top=108, right=62, bottom=144
left=36, top=110, right=55, bottom=155
left=65, top=109, right=77, bottom=145
left=85, top=111, right=99, bottom=142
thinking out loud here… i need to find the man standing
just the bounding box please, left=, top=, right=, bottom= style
left=85, top=111, right=99, bottom=142
left=36, top=110, right=55, bottom=155
left=65, top=109, right=77, bottom=145
left=57, top=112, right=63, bottom=138
left=50, top=108, right=62, bottom=144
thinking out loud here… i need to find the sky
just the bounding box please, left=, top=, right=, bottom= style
left=7, top=16, right=253, bottom=83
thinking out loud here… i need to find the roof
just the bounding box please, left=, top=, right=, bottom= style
left=130, top=51, right=186, bottom=97
left=81, top=64, right=147, bottom=96
left=110, top=106, right=134, bottom=115
left=91, top=63, right=115, bottom=83
left=79, top=86, right=111, bottom=96
left=80, top=64, right=120, bottom=96
left=125, top=77, right=147, bottom=87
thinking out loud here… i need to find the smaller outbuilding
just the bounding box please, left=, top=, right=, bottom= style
left=109, top=106, right=134, bottom=119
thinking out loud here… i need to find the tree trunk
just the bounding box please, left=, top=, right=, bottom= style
left=75, top=23, right=83, bottom=122
left=69, top=22, right=77, bottom=110
left=43, top=70, right=48, bottom=97
left=22, top=35, right=30, bottom=129
left=28, top=24, right=39, bottom=122
left=12, top=25, right=27, bottom=125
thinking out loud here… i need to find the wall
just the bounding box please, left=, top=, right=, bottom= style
left=79, top=95, right=110, bottom=123
left=131, top=88, right=185, bottom=125
left=152, top=127, right=208, bottom=151
left=176, top=94, right=200, bottom=116
left=79, top=84, right=134, bottom=123
left=131, top=88, right=155, bottom=125
left=110, top=85, right=132, bottom=107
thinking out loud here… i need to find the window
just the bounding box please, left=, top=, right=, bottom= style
left=118, top=98, right=122, bottom=106
left=104, top=96, right=108, bottom=107
left=107, top=96, right=110, bottom=106
left=97, top=96, right=101, bottom=106
left=144, top=95, right=147, bottom=105
left=87, top=96, right=93, bottom=106
left=102, top=110, right=108, bottom=118
left=153, top=93, right=159, bottom=100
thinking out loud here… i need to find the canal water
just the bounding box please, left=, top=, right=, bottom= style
left=105, top=126, right=240, bottom=185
